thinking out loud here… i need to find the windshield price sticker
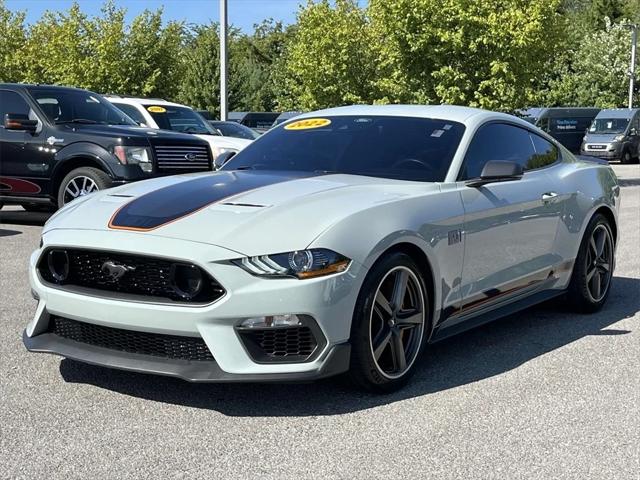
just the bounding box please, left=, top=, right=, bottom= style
left=284, top=118, right=331, bottom=130
left=147, top=106, right=167, bottom=113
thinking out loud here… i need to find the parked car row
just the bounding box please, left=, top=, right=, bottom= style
left=520, top=106, right=640, bottom=163
left=0, top=84, right=262, bottom=212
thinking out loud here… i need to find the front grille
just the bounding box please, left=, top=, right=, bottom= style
left=237, top=324, right=322, bottom=363
left=38, top=248, right=225, bottom=304
left=153, top=144, right=211, bottom=172
left=49, top=317, right=214, bottom=361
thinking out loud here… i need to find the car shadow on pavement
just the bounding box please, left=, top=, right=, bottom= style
left=0, top=228, right=22, bottom=237
left=59, top=276, right=639, bottom=416
left=0, top=209, right=52, bottom=226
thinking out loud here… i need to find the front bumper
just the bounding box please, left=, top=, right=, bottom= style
left=25, top=229, right=364, bottom=382
left=23, top=329, right=350, bottom=382
left=580, top=145, right=621, bottom=160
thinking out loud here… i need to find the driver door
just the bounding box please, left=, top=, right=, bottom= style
left=455, top=122, right=563, bottom=318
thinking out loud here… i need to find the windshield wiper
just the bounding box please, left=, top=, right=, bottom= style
left=235, top=166, right=255, bottom=170
left=56, top=119, right=99, bottom=125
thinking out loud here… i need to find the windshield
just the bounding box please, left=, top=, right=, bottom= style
left=147, top=105, right=216, bottom=135
left=210, top=121, right=260, bottom=140
left=589, top=118, right=630, bottom=134
left=223, top=115, right=465, bottom=182
left=29, top=88, right=136, bottom=126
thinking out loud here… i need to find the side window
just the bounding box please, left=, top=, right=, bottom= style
left=112, top=103, right=146, bottom=125
left=528, top=133, right=559, bottom=169
left=0, top=90, right=32, bottom=127
left=459, top=123, right=535, bottom=180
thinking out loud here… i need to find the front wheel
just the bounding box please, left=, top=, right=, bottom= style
left=348, top=252, right=429, bottom=392
left=621, top=150, right=632, bottom=164
left=566, top=213, right=614, bottom=313
left=57, top=167, right=112, bottom=207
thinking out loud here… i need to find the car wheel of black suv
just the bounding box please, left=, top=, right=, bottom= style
left=349, top=252, right=429, bottom=392
left=621, top=149, right=633, bottom=164
left=566, top=213, right=614, bottom=313
left=57, top=167, right=112, bottom=207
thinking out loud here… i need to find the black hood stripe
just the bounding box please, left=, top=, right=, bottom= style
left=109, top=171, right=318, bottom=231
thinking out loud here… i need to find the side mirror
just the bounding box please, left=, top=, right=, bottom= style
left=630, top=128, right=638, bottom=136
left=4, top=113, right=37, bottom=132
left=466, top=160, right=523, bottom=187
left=213, top=150, right=237, bottom=170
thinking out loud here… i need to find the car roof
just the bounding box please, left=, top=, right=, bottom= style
left=295, top=104, right=528, bottom=127
left=104, top=96, right=190, bottom=109
left=0, top=83, right=98, bottom=94
left=595, top=108, right=640, bottom=119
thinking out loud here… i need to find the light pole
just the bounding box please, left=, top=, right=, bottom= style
left=220, top=0, right=228, bottom=121
left=623, top=23, right=637, bottom=109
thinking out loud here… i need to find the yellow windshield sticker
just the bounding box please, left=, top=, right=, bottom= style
left=284, top=118, right=331, bottom=130
left=147, top=105, right=167, bottom=113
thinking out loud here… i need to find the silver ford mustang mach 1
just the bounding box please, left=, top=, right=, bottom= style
left=24, top=105, right=620, bottom=392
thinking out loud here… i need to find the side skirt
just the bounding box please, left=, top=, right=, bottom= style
left=429, top=288, right=565, bottom=343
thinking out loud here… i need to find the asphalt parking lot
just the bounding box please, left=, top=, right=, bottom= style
left=1, top=164, right=638, bottom=479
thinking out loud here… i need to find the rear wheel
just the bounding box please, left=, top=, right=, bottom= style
left=57, top=167, right=112, bottom=207
left=349, top=252, right=429, bottom=392
left=566, top=213, right=614, bottom=313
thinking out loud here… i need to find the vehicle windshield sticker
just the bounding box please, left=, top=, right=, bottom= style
left=147, top=106, right=167, bottom=113
left=284, top=118, right=331, bottom=130
left=431, top=129, right=444, bottom=137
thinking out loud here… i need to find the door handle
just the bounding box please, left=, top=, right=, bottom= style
left=541, top=192, right=558, bottom=204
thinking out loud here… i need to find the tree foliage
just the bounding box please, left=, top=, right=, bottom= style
left=545, top=19, right=634, bottom=107
left=276, top=0, right=379, bottom=110
left=0, top=0, right=638, bottom=113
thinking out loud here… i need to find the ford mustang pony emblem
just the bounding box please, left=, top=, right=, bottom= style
left=184, top=153, right=197, bottom=161
left=101, top=261, right=136, bottom=280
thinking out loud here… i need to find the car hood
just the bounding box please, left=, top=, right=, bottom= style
left=59, top=123, right=204, bottom=143
left=194, top=134, right=251, bottom=153
left=584, top=133, right=620, bottom=143
left=44, top=171, right=432, bottom=256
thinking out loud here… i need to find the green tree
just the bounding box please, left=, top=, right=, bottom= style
left=585, top=0, right=625, bottom=29
left=0, top=0, right=26, bottom=83
left=545, top=19, right=635, bottom=107
left=368, top=0, right=564, bottom=111
left=18, top=1, right=184, bottom=98
left=275, top=0, right=378, bottom=111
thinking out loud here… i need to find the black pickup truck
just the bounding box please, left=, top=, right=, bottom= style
left=0, top=84, right=213, bottom=211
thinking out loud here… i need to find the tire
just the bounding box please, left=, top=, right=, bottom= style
left=348, top=252, right=429, bottom=392
left=57, top=167, right=112, bottom=207
left=21, top=204, right=56, bottom=213
left=621, top=149, right=632, bottom=164
left=566, top=213, right=614, bottom=313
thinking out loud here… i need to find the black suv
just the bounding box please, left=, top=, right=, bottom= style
left=0, top=84, right=213, bottom=211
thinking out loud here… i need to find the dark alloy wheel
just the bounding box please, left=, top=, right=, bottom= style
left=621, top=150, right=632, bottom=164
left=584, top=224, right=614, bottom=303
left=567, top=213, right=614, bottom=313
left=349, top=252, right=429, bottom=392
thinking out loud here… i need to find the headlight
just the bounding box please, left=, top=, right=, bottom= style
left=232, top=248, right=350, bottom=279
left=113, top=146, right=153, bottom=172
left=613, top=135, right=625, bottom=142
